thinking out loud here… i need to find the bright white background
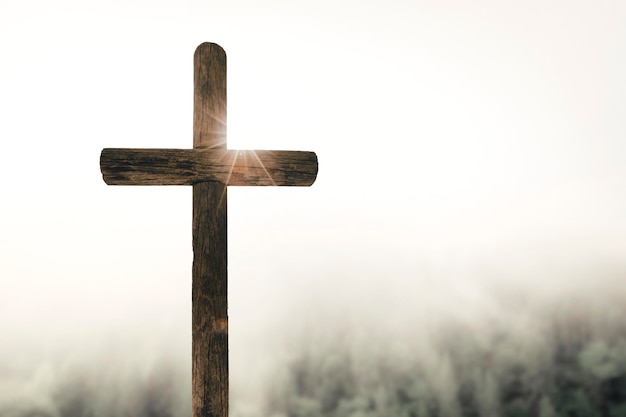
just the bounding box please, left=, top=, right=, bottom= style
left=1, top=0, right=625, bottom=411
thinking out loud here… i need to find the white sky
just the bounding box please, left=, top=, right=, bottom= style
left=1, top=0, right=625, bottom=405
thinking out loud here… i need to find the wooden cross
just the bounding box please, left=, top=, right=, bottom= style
left=99, top=42, right=318, bottom=417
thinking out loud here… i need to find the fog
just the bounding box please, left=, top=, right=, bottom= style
left=1, top=0, right=625, bottom=416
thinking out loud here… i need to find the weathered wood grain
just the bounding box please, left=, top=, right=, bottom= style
left=99, top=41, right=318, bottom=417
left=192, top=42, right=228, bottom=417
left=100, top=148, right=318, bottom=186
left=193, top=181, right=228, bottom=417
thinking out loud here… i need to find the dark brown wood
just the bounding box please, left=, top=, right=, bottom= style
left=194, top=43, right=227, bottom=149
left=193, top=181, right=228, bottom=417
left=192, top=42, right=228, bottom=417
left=99, top=42, right=318, bottom=417
left=100, top=148, right=318, bottom=186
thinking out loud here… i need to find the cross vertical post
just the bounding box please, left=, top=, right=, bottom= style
left=99, top=42, right=318, bottom=417
left=192, top=43, right=228, bottom=417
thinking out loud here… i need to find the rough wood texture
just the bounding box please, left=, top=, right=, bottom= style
left=99, top=41, right=318, bottom=417
left=100, top=148, right=318, bottom=186
left=192, top=42, right=228, bottom=417
left=193, top=181, right=228, bottom=417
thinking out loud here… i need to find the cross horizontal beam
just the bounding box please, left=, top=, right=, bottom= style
left=100, top=148, right=318, bottom=186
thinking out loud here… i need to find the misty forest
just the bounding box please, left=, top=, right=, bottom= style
left=2, top=243, right=626, bottom=417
